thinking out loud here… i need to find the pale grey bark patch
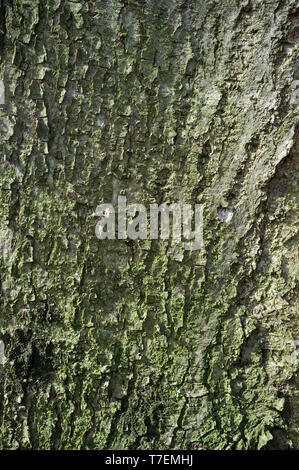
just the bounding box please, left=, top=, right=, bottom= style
left=217, top=207, right=233, bottom=223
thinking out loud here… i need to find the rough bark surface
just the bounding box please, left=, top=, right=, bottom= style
left=0, top=0, right=298, bottom=450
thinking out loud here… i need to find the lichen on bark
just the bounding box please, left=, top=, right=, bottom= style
left=0, top=0, right=298, bottom=450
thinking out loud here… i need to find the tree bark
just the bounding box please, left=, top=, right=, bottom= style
left=0, top=0, right=298, bottom=450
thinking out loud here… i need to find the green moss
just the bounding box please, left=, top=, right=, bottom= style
left=0, top=0, right=298, bottom=450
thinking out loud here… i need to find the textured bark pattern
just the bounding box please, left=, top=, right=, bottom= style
left=0, top=0, right=298, bottom=450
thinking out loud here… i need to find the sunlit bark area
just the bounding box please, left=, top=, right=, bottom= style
left=0, top=0, right=298, bottom=449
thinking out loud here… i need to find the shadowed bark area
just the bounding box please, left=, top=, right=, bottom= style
left=0, top=0, right=298, bottom=450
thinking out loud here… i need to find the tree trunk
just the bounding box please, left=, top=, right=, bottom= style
left=0, top=0, right=298, bottom=450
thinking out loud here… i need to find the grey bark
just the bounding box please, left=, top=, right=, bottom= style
left=0, top=0, right=298, bottom=450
